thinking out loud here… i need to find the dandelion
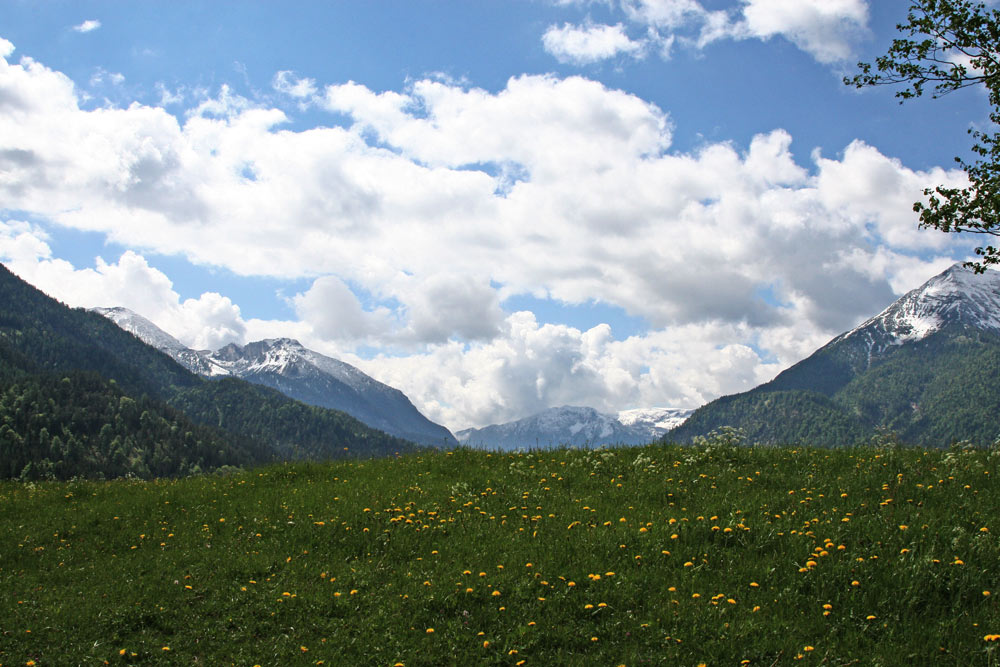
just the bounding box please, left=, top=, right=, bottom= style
left=426, top=628, right=434, bottom=634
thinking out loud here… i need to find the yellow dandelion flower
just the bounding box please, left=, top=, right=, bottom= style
left=426, top=628, right=434, bottom=634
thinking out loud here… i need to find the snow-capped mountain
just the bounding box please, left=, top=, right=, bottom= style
left=93, top=308, right=457, bottom=447
left=617, top=407, right=694, bottom=438
left=835, top=262, right=1000, bottom=361
left=669, top=263, right=1000, bottom=446
left=455, top=405, right=691, bottom=450
left=93, top=307, right=223, bottom=376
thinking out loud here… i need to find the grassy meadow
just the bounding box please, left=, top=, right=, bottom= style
left=2, top=440, right=999, bottom=666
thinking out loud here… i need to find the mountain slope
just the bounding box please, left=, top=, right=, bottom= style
left=456, top=405, right=691, bottom=450
left=0, top=264, right=423, bottom=479
left=669, top=264, right=1000, bottom=446
left=93, top=308, right=456, bottom=447
left=207, top=339, right=457, bottom=447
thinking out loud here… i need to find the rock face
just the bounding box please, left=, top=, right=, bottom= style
left=668, top=263, right=1000, bottom=446
left=455, top=405, right=692, bottom=450
left=93, top=308, right=457, bottom=447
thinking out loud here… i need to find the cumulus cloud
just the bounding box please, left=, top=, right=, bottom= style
left=549, top=0, right=869, bottom=63
left=356, top=312, right=786, bottom=430
left=737, top=0, right=869, bottom=63
left=542, top=22, right=645, bottom=64
left=0, top=222, right=247, bottom=351
left=73, top=20, right=102, bottom=33
left=0, top=37, right=976, bottom=429
left=292, top=275, right=391, bottom=342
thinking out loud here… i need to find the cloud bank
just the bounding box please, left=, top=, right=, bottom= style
left=0, top=37, right=969, bottom=430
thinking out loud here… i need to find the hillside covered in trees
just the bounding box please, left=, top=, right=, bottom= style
left=0, top=264, right=422, bottom=480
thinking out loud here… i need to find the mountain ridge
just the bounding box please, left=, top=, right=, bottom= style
left=0, top=263, right=422, bottom=480
left=456, top=405, right=693, bottom=450
left=668, top=263, right=1000, bottom=446
left=93, top=308, right=457, bottom=447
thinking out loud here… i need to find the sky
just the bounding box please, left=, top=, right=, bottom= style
left=0, top=0, right=990, bottom=432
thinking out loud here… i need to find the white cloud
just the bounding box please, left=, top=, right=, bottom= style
left=356, top=312, right=786, bottom=430
left=292, top=275, right=391, bottom=342
left=0, top=37, right=977, bottom=429
left=737, top=0, right=869, bottom=63
left=73, top=20, right=102, bottom=34
left=272, top=70, right=318, bottom=99
left=549, top=0, right=869, bottom=63
left=0, top=224, right=247, bottom=351
left=90, top=68, right=125, bottom=87
left=542, top=22, right=645, bottom=64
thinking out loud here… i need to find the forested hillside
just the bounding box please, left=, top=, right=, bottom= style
left=0, top=264, right=422, bottom=480
left=670, top=329, right=1000, bottom=446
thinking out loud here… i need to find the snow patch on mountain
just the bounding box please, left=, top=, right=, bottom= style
left=843, top=263, right=1000, bottom=345
left=618, top=407, right=694, bottom=436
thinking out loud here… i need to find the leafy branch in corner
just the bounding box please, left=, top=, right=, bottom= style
left=846, top=0, right=1000, bottom=272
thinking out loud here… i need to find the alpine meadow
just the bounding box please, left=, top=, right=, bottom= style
left=3, top=1, right=1000, bottom=666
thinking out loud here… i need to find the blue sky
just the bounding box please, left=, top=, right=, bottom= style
left=0, top=0, right=989, bottom=430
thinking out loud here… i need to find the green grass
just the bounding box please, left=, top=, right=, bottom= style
left=2, top=443, right=999, bottom=666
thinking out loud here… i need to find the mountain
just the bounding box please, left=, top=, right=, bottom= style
left=455, top=405, right=691, bottom=450
left=205, top=338, right=457, bottom=447
left=617, top=407, right=694, bottom=439
left=93, top=308, right=456, bottom=447
left=669, top=263, right=1000, bottom=446
left=0, top=264, right=422, bottom=480
left=93, top=307, right=223, bottom=376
